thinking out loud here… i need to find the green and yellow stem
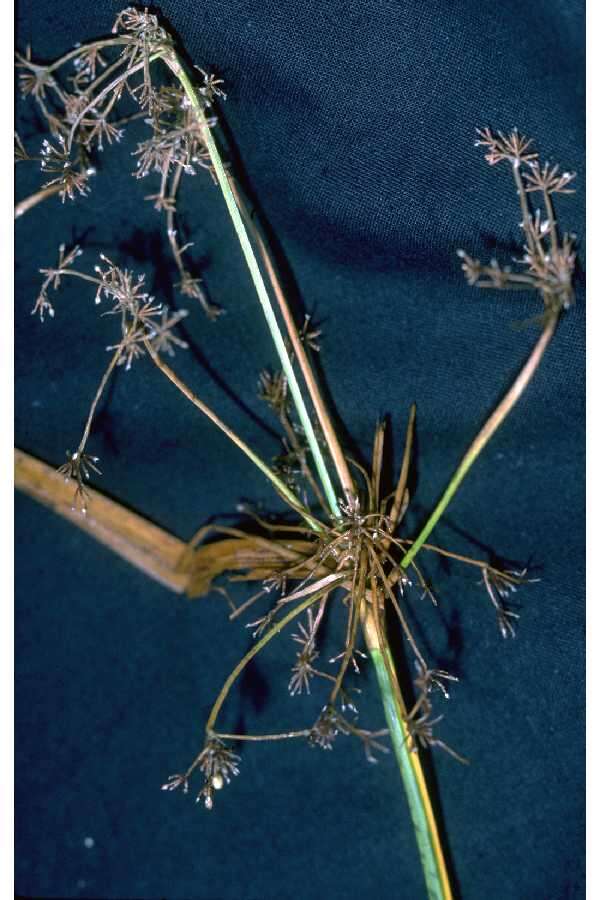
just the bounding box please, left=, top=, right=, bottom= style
left=363, top=609, right=453, bottom=900
left=161, top=51, right=341, bottom=520
left=401, top=313, right=557, bottom=570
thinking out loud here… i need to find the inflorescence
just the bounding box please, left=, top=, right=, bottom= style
left=18, top=10, right=576, bottom=811
left=16, top=6, right=223, bottom=317
left=458, top=127, right=576, bottom=316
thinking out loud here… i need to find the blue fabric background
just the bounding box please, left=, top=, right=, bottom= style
left=15, top=2, right=585, bottom=898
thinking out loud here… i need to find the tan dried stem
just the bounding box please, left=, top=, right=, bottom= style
left=15, top=183, right=63, bottom=218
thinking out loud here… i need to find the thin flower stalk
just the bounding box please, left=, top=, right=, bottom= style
left=401, top=311, right=557, bottom=571
left=145, top=342, right=324, bottom=533
left=403, top=128, right=573, bottom=571
left=56, top=346, right=121, bottom=512
left=213, top=730, right=311, bottom=742
left=14, top=183, right=65, bottom=219
left=205, top=580, right=343, bottom=734
left=77, top=346, right=122, bottom=454
left=159, top=51, right=342, bottom=519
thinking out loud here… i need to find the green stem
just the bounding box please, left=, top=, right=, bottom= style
left=401, top=314, right=557, bottom=570
left=161, top=51, right=341, bottom=520
left=229, top=178, right=356, bottom=502
left=364, top=613, right=452, bottom=900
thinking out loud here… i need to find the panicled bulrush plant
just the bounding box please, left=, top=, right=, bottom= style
left=16, top=8, right=578, bottom=900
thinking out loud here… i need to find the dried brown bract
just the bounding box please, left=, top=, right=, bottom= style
left=39, top=137, right=93, bottom=202
left=33, top=243, right=83, bottom=321
left=480, top=566, right=535, bottom=639
left=195, top=66, right=227, bottom=102
left=309, top=705, right=347, bottom=750
left=57, top=450, right=102, bottom=514
left=161, top=737, right=240, bottom=809
left=523, top=161, right=576, bottom=195
left=474, top=126, right=537, bottom=166
left=167, top=404, right=543, bottom=805
left=289, top=611, right=320, bottom=695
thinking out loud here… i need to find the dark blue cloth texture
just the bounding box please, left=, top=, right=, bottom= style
left=15, top=2, right=585, bottom=899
